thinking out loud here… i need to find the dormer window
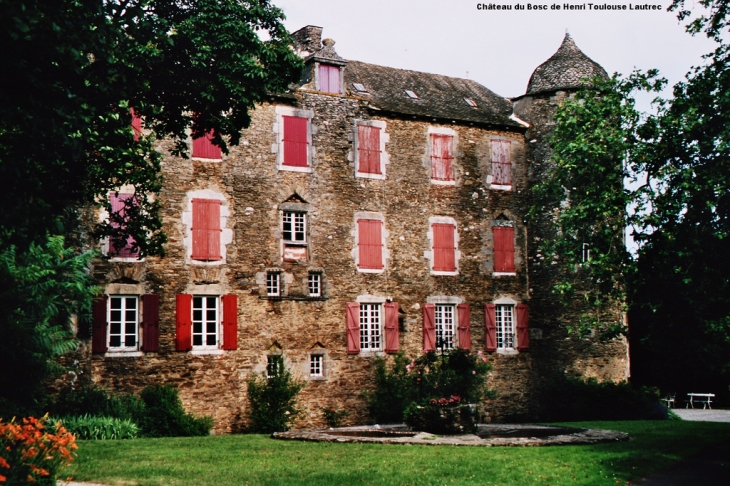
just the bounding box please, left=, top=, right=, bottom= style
left=405, top=90, right=419, bottom=99
left=464, top=98, right=478, bottom=107
left=353, top=83, right=368, bottom=93
left=318, top=64, right=341, bottom=94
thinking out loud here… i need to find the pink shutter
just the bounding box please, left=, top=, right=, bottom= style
left=192, top=130, right=222, bottom=159
left=433, top=223, right=456, bottom=271
left=176, top=294, right=192, bottom=351
left=494, top=226, right=515, bottom=272
left=131, top=108, right=142, bottom=141
left=384, top=302, right=399, bottom=353
left=346, top=302, right=360, bottom=354
left=431, top=134, right=454, bottom=181
left=318, top=64, right=340, bottom=94
left=206, top=200, right=221, bottom=261
left=485, top=304, right=497, bottom=351
left=516, top=303, right=530, bottom=351
left=221, top=294, right=238, bottom=350
left=91, top=295, right=108, bottom=354
left=108, top=193, right=139, bottom=258
left=457, top=303, right=471, bottom=351
left=141, top=294, right=159, bottom=352
left=358, top=219, right=383, bottom=269
left=357, top=125, right=381, bottom=174
left=491, top=140, right=511, bottom=185
left=283, top=116, right=309, bottom=167
left=192, top=199, right=221, bottom=261
left=423, top=303, right=436, bottom=352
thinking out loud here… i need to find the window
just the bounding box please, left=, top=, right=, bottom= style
left=282, top=212, right=306, bottom=243
left=464, top=98, right=478, bottom=108
left=131, top=108, right=142, bottom=141
left=267, top=272, right=281, bottom=297
left=432, top=222, right=457, bottom=273
left=353, top=83, right=367, bottom=93
left=192, top=131, right=222, bottom=160
left=267, top=355, right=284, bottom=378
left=282, top=115, right=309, bottom=168
left=192, top=296, right=219, bottom=348
left=108, top=192, right=139, bottom=258
left=405, top=90, right=419, bottom=99
left=310, top=355, right=323, bottom=377
left=495, top=304, right=515, bottom=349
left=493, top=225, right=516, bottom=273
left=491, top=140, right=511, bottom=186
left=357, top=219, right=384, bottom=271
left=108, top=296, right=138, bottom=350
left=430, top=134, right=454, bottom=182
left=318, top=64, right=341, bottom=94
left=191, top=199, right=222, bottom=261
left=308, top=273, right=321, bottom=297
left=357, top=124, right=382, bottom=175
left=434, top=304, right=455, bottom=350
left=359, top=303, right=382, bottom=351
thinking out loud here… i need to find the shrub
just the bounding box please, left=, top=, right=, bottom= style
left=365, top=353, right=418, bottom=424
left=403, top=397, right=477, bottom=434
left=246, top=362, right=304, bottom=433
left=137, top=385, right=213, bottom=437
left=322, top=407, right=349, bottom=428
left=0, top=415, right=77, bottom=485
left=50, top=385, right=144, bottom=423
left=53, top=415, right=139, bottom=440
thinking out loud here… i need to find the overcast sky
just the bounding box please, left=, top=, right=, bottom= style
left=275, top=0, right=718, bottom=103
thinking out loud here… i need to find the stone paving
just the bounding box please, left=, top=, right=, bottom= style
left=672, top=408, right=730, bottom=422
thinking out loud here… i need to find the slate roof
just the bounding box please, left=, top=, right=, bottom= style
left=525, top=34, right=608, bottom=96
left=343, top=61, right=523, bottom=128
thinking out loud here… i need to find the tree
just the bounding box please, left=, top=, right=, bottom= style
left=0, top=0, right=303, bottom=256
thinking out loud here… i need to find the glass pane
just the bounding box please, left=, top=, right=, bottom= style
left=125, top=335, right=135, bottom=347
left=110, top=299, right=122, bottom=309
left=193, top=310, right=202, bottom=321
left=110, top=310, right=121, bottom=322
left=193, top=297, right=202, bottom=309
left=206, top=321, right=216, bottom=333
left=207, top=309, right=216, bottom=321
left=110, top=336, right=121, bottom=347
left=125, top=297, right=137, bottom=309
left=206, top=335, right=216, bottom=346
left=193, top=322, right=202, bottom=333
left=193, top=335, right=202, bottom=346
left=206, top=297, right=216, bottom=307
left=125, top=321, right=135, bottom=333
left=110, top=322, right=121, bottom=334
left=125, top=310, right=136, bottom=321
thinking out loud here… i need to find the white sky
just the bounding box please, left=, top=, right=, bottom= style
left=275, top=0, right=718, bottom=103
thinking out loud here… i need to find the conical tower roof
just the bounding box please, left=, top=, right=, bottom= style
left=526, top=34, right=608, bottom=96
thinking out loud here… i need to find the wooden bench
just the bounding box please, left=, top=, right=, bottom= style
left=684, top=393, right=714, bottom=409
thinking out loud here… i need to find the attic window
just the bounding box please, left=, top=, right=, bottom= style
left=464, top=98, right=478, bottom=107
left=405, top=90, right=419, bottom=99
left=353, top=83, right=368, bottom=92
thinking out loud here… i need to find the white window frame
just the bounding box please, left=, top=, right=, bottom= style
left=308, top=273, right=322, bottom=297
left=267, top=272, right=281, bottom=297
left=359, top=303, right=383, bottom=352
left=434, top=304, right=456, bottom=350
left=428, top=126, right=457, bottom=186
left=309, top=354, right=323, bottom=377
left=353, top=119, right=389, bottom=180
left=424, top=216, right=461, bottom=276
left=495, top=303, right=516, bottom=350
left=273, top=105, right=314, bottom=173
left=282, top=211, right=307, bottom=244
left=192, top=295, right=220, bottom=350
left=107, top=295, right=139, bottom=351
left=267, top=354, right=284, bottom=378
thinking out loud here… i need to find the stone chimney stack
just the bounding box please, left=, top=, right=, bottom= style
left=291, top=25, right=323, bottom=57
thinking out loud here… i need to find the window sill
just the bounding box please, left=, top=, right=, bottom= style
left=356, top=171, right=386, bottom=180
left=490, top=184, right=512, bottom=191
left=357, top=267, right=385, bottom=274
left=190, top=349, right=224, bottom=356
left=493, top=272, right=517, bottom=277
left=431, top=270, right=459, bottom=276
left=191, top=157, right=222, bottom=163
left=309, top=375, right=327, bottom=381
left=278, top=165, right=313, bottom=174
left=104, top=351, right=143, bottom=358
left=358, top=350, right=385, bottom=357
left=108, top=256, right=144, bottom=263
left=496, top=348, right=519, bottom=355
left=259, top=296, right=328, bottom=302
left=430, top=179, right=456, bottom=186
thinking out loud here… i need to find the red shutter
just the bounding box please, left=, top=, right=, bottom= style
left=91, top=295, right=108, bottom=354
left=318, top=64, right=340, bottom=94
left=491, top=140, right=511, bottom=185
left=358, top=219, right=383, bottom=269
left=516, top=303, right=530, bottom=351
left=384, top=302, right=399, bottom=353
left=192, top=199, right=221, bottom=261
left=192, top=130, right=222, bottom=159
left=423, top=303, right=436, bottom=352
left=357, top=125, right=381, bottom=174
left=346, top=302, right=360, bottom=354
left=108, top=193, right=139, bottom=258
left=431, top=134, right=454, bottom=181
left=176, top=294, right=192, bottom=351
left=131, top=108, right=142, bottom=142
left=457, top=303, right=471, bottom=351
left=433, top=223, right=456, bottom=271
left=485, top=304, right=497, bottom=352
left=141, top=294, right=159, bottom=352
left=283, top=116, right=309, bottom=167
left=221, top=294, right=238, bottom=350
left=494, top=226, right=515, bottom=272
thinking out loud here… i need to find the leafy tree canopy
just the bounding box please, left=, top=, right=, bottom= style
left=0, top=0, right=303, bottom=256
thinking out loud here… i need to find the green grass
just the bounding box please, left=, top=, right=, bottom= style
left=66, top=421, right=730, bottom=485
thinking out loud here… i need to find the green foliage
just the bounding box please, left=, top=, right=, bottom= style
left=245, top=363, right=304, bottom=433
left=321, top=407, right=349, bottom=428
left=403, top=398, right=477, bottom=434
left=54, top=414, right=139, bottom=440
left=366, top=350, right=492, bottom=425
left=534, top=374, right=666, bottom=422
left=137, top=385, right=213, bottom=438
left=50, top=385, right=145, bottom=423
left=0, top=236, right=97, bottom=418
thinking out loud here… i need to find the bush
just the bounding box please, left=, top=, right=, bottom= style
left=50, top=385, right=144, bottom=423
left=0, top=415, right=77, bottom=485
left=534, top=374, right=666, bottom=422
left=365, top=353, right=418, bottom=424
left=53, top=415, right=139, bottom=440
left=137, top=385, right=213, bottom=438
left=246, top=362, right=304, bottom=433
left=403, top=398, right=477, bottom=434
left=322, top=407, right=349, bottom=428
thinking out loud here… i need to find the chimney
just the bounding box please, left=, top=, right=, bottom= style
left=291, top=25, right=323, bottom=56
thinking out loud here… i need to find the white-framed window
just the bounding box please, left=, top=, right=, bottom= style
left=282, top=212, right=306, bottom=243
left=267, top=355, right=284, bottom=378
left=267, top=272, right=281, bottom=297
left=434, top=304, right=456, bottom=350
left=310, top=354, right=323, bottom=377
left=192, top=296, right=219, bottom=349
left=359, top=303, right=382, bottom=351
left=308, top=273, right=321, bottom=297
left=108, top=295, right=138, bottom=350
left=496, top=304, right=515, bottom=349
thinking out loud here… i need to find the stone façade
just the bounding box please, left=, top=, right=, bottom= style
left=70, top=28, right=628, bottom=433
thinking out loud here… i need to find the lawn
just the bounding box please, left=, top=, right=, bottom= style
left=66, top=421, right=730, bottom=485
